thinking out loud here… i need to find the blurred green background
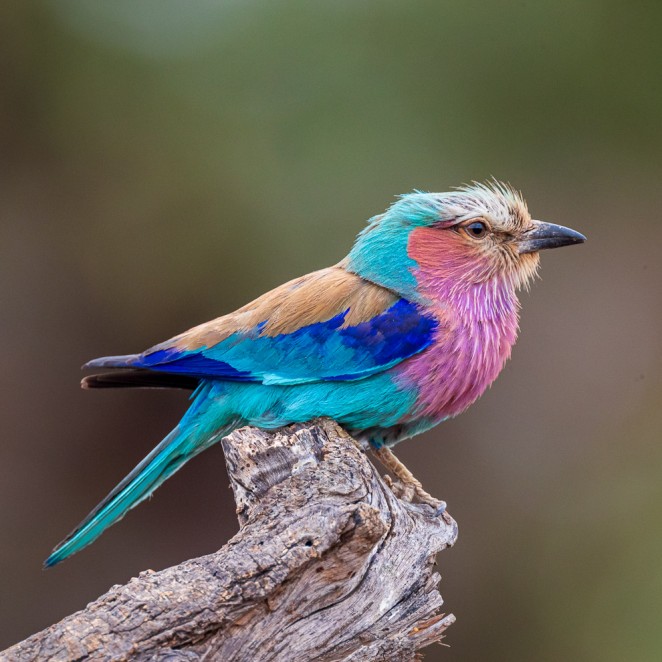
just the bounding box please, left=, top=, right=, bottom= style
left=1, top=1, right=661, bottom=660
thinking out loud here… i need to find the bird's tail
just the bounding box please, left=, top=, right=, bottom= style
left=45, top=412, right=237, bottom=567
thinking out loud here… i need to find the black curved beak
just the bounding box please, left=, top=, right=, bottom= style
left=518, top=221, right=586, bottom=254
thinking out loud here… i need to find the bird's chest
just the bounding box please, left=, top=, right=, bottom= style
left=398, top=308, right=519, bottom=421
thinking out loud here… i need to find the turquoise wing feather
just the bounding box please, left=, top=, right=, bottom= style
left=85, top=269, right=438, bottom=385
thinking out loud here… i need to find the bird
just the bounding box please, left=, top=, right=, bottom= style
left=45, top=181, right=585, bottom=567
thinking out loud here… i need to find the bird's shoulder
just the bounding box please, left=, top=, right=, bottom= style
left=126, top=265, right=439, bottom=384
left=82, top=264, right=440, bottom=385
left=160, top=264, right=400, bottom=352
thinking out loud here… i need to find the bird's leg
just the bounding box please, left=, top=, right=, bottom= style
left=373, top=446, right=446, bottom=514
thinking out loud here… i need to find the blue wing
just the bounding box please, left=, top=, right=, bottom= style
left=86, top=298, right=437, bottom=385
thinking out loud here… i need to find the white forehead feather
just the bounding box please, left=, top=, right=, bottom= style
left=445, top=180, right=530, bottom=227
left=391, top=180, right=530, bottom=230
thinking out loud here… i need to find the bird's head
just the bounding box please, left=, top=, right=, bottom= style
left=347, top=181, right=585, bottom=303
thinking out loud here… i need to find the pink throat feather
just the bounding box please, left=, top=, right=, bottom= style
left=397, top=232, right=521, bottom=422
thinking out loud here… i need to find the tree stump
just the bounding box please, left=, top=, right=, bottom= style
left=2, top=419, right=457, bottom=661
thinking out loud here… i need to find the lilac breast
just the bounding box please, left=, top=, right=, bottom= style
left=396, top=288, right=520, bottom=422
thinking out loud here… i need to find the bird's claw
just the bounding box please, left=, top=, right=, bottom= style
left=413, top=486, right=446, bottom=515
left=383, top=474, right=414, bottom=501
left=383, top=474, right=446, bottom=514
left=383, top=474, right=401, bottom=496
left=419, top=494, right=447, bottom=516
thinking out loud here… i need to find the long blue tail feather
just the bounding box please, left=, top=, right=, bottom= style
left=45, top=419, right=236, bottom=567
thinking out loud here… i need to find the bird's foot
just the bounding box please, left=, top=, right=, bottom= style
left=373, top=446, right=446, bottom=515
left=412, top=487, right=447, bottom=515
left=383, top=474, right=416, bottom=502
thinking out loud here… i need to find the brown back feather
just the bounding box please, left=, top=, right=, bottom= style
left=165, top=265, right=398, bottom=351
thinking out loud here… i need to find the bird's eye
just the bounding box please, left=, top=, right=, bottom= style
left=463, top=221, right=488, bottom=239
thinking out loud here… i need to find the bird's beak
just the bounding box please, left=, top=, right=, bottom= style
left=518, top=220, right=586, bottom=254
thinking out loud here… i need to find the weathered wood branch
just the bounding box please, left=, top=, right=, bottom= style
left=3, top=419, right=457, bottom=661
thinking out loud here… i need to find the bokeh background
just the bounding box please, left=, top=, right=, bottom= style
left=1, top=2, right=661, bottom=660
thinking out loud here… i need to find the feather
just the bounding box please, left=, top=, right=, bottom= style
left=46, top=401, right=238, bottom=566
left=83, top=267, right=437, bottom=386
left=81, top=370, right=198, bottom=390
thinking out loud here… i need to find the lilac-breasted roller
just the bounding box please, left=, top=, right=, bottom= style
left=46, top=182, right=585, bottom=567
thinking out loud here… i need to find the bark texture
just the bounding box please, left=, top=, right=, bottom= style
left=3, top=419, right=457, bottom=661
